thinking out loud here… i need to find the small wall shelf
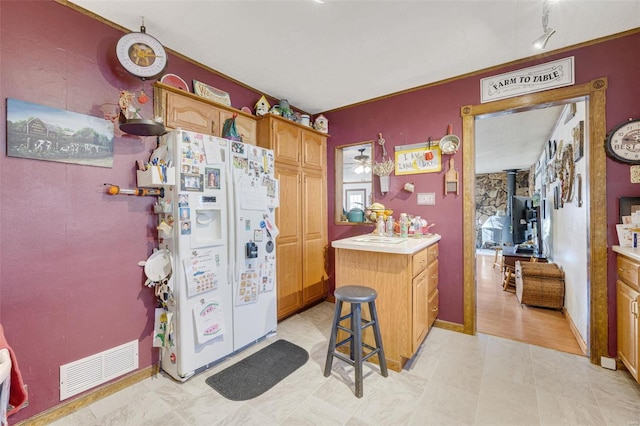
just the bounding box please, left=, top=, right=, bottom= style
left=137, top=167, right=175, bottom=187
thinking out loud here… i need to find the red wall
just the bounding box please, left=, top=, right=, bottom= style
left=325, top=32, right=640, bottom=346
left=0, top=1, right=263, bottom=421
left=1, top=0, right=639, bottom=421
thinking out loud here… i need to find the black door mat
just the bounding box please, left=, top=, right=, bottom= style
left=205, top=339, right=308, bottom=401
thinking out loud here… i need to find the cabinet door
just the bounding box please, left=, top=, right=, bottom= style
left=273, top=120, right=301, bottom=166
left=617, top=280, right=639, bottom=380
left=220, top=110, right=257, bottom=145
left=165, top=92, right=220, bottom=135
left=302, top=170, right=327, bottom=304
left=277, top=239, right=303, bottom=320
left=275, top=166, right=302, bottom=319
left=412, top=268, right=429, bottom=351
left=302, top=130, right=325, bottom=170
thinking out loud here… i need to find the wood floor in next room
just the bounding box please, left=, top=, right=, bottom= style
left=476, top=251, right=584, bottom=356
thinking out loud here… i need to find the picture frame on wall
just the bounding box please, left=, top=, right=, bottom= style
left=6, top=98, right=114, bottom=168
left=619, top=196, right=640, bottom=223
left=573, top=120, right=584, bottom=162
left=564, top=102, right=577, bottom=124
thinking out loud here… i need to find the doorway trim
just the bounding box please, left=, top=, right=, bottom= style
left=461, top=77, right=608, bottom=364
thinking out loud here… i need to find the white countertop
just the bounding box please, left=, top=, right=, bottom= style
left=331, top=233, right=441, bottom=254
left=613, top=245, right=640, bottom=262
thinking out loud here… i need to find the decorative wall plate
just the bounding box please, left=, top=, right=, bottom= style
left=161, top=73, right=189, bottom=91
left=560, top=144, right=574, bottom=204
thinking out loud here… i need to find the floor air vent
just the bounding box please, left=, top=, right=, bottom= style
left=60, top=340, right=138, bottom=400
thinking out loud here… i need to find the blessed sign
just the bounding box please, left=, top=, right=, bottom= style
left=480, top=57, right=574, bottom=103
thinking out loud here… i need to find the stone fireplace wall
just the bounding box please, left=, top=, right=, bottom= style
left=475, top=170, right=530, bottom=248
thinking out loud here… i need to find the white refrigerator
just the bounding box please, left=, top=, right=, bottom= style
left=156, top=129, right=278, bottom=381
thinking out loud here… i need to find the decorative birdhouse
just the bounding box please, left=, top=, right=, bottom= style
left=314, top=114, right=328, bottom=133
left=254, top=95, right=271, bottom=116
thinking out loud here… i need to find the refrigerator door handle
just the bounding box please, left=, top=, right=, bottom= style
left=226, top=147, right=237, bottom=288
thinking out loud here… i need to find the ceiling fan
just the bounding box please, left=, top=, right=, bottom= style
left=353, top=148, right=371, bottom=174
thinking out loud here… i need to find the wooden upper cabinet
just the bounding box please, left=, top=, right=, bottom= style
left=257, top=114, right=327, bottom=169
left=165, top=91, right=220, bottom=135
left=220, top=110, right=257, bottom=146
left=302, top=131, right=325, bottom=170
left=272, top=119, right=302, bottom=166
left=154, top=82, right=257, bottom=143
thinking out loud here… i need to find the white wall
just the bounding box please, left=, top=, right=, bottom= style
left=537, top=101, right=589, bottom=345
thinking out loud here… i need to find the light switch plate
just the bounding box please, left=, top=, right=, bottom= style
left=631, top=165, right=640, bottom=183
left=417, top=192, right=435, bottom=205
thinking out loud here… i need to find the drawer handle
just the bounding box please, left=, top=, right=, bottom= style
left=431, top=306, right=438, bottom=311
left=432, top=274, right=438, bottom=279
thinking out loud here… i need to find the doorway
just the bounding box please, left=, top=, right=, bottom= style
left=474, top=101, right=587, bottom=355
left=460, top=78, right=609, bottom=364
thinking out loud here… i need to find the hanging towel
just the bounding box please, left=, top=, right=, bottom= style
left=0, top=325, right=27, bottom=418
left=0, top=349, right=10, bottom=426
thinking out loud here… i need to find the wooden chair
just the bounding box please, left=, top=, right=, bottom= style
left=503, top=257, right=537, bottom=291
left=492, top=246, right=503, bottom=270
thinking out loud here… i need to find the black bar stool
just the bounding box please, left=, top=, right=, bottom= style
left=324, top=285, right=388, bottom=397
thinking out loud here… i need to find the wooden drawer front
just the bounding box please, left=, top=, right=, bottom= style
left=618, top=256, right=640, bottom=291
left=427, top=260, right=439, bottom=295
left=427, top=243, right=439, bottom=264
left=427, top=289, right=439, bottom=328
left=412, top=248, right=430, bottom=277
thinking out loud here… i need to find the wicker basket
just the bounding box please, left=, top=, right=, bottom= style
left=515, top=261, right=565, bottom=309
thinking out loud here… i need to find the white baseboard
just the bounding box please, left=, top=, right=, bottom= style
left=563, top=308, right=587, bottom=355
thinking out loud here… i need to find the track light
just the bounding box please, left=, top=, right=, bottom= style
left=533, top=0, right=556, bottom=50
left=533, top=27, right=556, bottom=49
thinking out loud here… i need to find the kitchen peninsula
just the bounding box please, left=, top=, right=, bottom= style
left=332, top=234, right=441, bottom=371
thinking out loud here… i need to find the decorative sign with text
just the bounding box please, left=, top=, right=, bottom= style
left=394, top=142, right=442, bottom=175
left=480, top=57, right=574, bottom=103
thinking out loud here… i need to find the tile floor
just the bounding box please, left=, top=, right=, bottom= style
left=51, top=301, right=640, bottom=426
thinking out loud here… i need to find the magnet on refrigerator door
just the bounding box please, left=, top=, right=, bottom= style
left=181, top=221, right=191, bottom=234
left=193, top=298, right=225, bottom=344
left=237, top=270, right=259, bottom=306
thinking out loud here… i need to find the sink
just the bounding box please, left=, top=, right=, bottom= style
left=353, top=236, right=405, bottom=244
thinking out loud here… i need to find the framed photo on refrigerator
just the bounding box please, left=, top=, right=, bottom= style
left=181, top=173, right=203, bottom=192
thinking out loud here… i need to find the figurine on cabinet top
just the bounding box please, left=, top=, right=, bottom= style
left=279, top=99, right=293, bottom=120
left=314, top=114, right=328, bottom=133
left=254, top=95, right=271, bottom=116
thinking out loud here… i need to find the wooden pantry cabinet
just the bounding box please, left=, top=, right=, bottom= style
left=615, top=252, right=640, bottom=382
left=153, top=82, right=257, bottom=144
left=257, top=114, right=328, bottom=320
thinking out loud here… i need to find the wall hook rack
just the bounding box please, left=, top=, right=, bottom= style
left=105, top=183, right=164, bottom=197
